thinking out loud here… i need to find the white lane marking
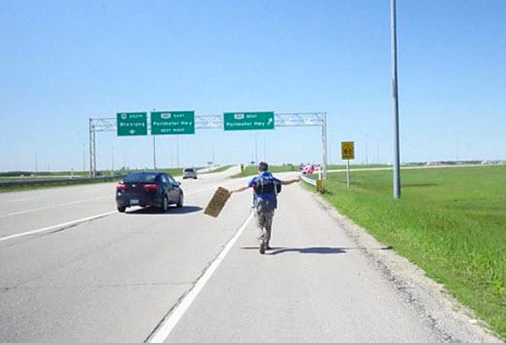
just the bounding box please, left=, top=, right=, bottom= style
left=0, top=196, right=110, bottom=218
left=0, top=186, right=219, bottom=218
left=0, top=181, right=242, bottom=243
left=0, top=211, right=116, bottom=243
left=146, top=212, right=255, bottom=343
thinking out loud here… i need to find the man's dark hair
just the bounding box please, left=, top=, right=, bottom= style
left=258, top=162, right=269, bottom=172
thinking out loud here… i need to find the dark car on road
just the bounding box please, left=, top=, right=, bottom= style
left=116, top=172, right=184, bottom=213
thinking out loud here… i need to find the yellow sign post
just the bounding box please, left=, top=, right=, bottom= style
left=316, top=179, right=324, bottom=193
left=341, top=141, right=355, bottom=187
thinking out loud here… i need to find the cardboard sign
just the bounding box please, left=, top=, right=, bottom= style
left=204, top=187, right=231, bottom=218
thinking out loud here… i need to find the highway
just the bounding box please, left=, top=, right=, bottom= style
left=0, top=167, right=494, bottom=342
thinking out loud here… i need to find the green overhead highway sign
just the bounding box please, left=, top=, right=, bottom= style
left=117, top=112, right=148, bottom=136
left=151, top=111, right=195, bottom=135
left=224, top=112, right=275, bottom=131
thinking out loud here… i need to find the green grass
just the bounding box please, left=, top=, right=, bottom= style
left=157, top=168, right=183, bottom=177
left=327, top=164, right=389, bottom=170
left=316, top=166, right=506, bottom=339
left=232, top=164, right=299, bottom=178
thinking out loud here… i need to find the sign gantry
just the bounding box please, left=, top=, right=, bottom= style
left=88, top=112, right=327, bottom=178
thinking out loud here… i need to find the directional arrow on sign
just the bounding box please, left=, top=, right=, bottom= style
left=117, top=112, right=147, bottom=136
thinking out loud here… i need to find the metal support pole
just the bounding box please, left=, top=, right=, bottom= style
left=176, top=135, right=180, bottom=168
left=322, top=112, right=328, bottom=179
left=254, top=132, right=258, bottom=164
left=153, top=135, right=157, bottom=171
left=263, top=138, right=266, bottom=161
left=89, top=118, right=93, bottom=177
left=346, top=159, right=350, bottom=187
left=391, top=0, right=401, bottom=199
left=365, top=134, right=369, bottom=165
left=92, top=126, right=97, bottom=177
left=111, top=146, right=115, bottom=176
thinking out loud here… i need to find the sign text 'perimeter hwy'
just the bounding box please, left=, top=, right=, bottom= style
left=223, top=112, right=275, bottom=131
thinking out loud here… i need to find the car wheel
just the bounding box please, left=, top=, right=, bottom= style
left=177, top=193, right=184, bottom=208
left=117, top=206, right=126, bottom=213
left=161, top=196, right=169, bottom=213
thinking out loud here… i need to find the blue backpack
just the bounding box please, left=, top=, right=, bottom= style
left=253, top=175, right=281, bottom=212
left=254, top=175, right=282, bottom=194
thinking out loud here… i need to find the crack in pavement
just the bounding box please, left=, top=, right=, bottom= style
left=46, top=223, right=80, bottom=235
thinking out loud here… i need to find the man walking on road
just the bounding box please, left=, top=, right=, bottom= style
left=230, top=162, right=300, bottom=255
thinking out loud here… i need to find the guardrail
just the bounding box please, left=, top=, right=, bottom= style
left=0, top=175, right=125, bottom=188
left=300, top=173, right=317, bottom=186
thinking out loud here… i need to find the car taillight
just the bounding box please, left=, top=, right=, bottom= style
left=143, top=184, right=159, bottom=191
left=117, top=183, right=127, bottom=190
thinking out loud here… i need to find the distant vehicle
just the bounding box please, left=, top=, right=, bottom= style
left=301, top=164, right=322, bottom=175
left=116, top=172, right=184, bottom=213
left=182, top=168, right=198, bottom=180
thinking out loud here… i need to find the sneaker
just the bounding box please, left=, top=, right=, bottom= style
left=265, top=244, right=272, bottom=251
left=259, top=242, right=266, bottom=255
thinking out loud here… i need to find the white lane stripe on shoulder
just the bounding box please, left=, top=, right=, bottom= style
left=146, top=212, right=254, bottom=343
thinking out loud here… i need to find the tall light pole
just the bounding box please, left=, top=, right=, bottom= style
left=365, top=134, right=369, bottom=165
left=263, top=138, right=266, bottom=161
left=376, top=138, right=380, bottom=165
left=391, top=0, right=401, bottom=199
left=112, top=146, right=115, bottom=176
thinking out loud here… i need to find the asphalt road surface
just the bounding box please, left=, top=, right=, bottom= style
left=0, top=167, right=479, bottom=342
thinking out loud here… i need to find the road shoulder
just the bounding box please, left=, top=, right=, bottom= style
left=308, top=190, right=503, bottom=343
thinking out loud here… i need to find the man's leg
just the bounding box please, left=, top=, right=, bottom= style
left=255, top=210, right=267, bottom=254
left=263, top=211, right=275, bottom=249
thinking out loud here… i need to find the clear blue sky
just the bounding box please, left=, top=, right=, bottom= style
left=0, top=0, right=505, bottom=171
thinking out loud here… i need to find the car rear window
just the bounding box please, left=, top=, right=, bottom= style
left=124, top=173, right=157, bottom=183
left=184, top=169, right=195, bottom=173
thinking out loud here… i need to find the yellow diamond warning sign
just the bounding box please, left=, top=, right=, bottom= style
left=341, top=141, right=355, bottom=160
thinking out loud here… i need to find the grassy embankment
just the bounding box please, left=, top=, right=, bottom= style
left=327, top=164, right=389, bottom=170
left=233, top=164, right=299, bottom=178
left=313, top=166, right=506, bottom=339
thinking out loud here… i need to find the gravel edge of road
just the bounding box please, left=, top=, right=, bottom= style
left=308, top=189, right=503, bottom=343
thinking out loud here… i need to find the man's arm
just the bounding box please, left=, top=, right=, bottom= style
left=281, top=177, right=301, bottom=186
left=229, top=185, right=251, bottom=194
